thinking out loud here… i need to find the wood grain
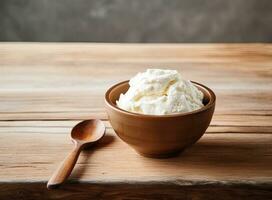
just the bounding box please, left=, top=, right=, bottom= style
left=0, top=129, right=271, bottom=183
left=1, top=43, right=272, bottom=64
left=0, top=183, right=271, bottom=200
left=0, top=43, right=271, bottom=199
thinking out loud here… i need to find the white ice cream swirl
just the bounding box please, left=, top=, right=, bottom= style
left=116, top=69, right=204, bottom=115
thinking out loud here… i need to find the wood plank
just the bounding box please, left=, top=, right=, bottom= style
left=0, top=90, right=271, bottom=119
left=0, top=88, right=272, bottom=115
left=1, top=46, right=271, bottom=120
left=1, top=44, right=271, bottom=122
left=0, top=183, right=271, bottom=200
left=0, top=129, right=271, bottom=183
left=1, top=43, right=272, bottom=64
left=0, top=120, right=271, bottom=134
left=0, top=44, right=272, bottom=93
left=0, top=113, right=271, bottom=129
left=1, top=63, right=271, bottom=92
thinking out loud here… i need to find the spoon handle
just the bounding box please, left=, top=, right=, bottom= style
left=47, top=144, right=82, bottom=189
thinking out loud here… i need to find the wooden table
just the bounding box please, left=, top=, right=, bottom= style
left=0, top=43, right=271, bottom=199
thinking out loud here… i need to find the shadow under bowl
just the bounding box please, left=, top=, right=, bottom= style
left=105, top=80, right=216, bottom=158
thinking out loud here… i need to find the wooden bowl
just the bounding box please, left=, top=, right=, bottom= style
left=105, top=80, right=216, bottom=158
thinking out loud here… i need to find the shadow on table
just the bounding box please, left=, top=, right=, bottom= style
left=69, top=134, right=115, bottom=180
left=156, top=136, right=271, bottom=171
left=69, top=133, right=271, bottom=180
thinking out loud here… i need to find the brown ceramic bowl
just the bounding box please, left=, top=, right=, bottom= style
left=105, top=80, right=216, bottom=158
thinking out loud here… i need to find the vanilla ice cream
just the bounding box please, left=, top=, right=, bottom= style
left=116, top=69, right=204, bottom=115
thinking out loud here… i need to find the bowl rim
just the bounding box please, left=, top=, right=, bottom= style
left=105, top=80, right=216, bottom=118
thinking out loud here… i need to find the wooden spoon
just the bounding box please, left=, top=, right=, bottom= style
left=47, top=119, right=105, bottom=189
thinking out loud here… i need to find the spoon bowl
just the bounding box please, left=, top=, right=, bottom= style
left=71, top=119, right=105, bottom=145
left=47, top=119, right=105, bottom=189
